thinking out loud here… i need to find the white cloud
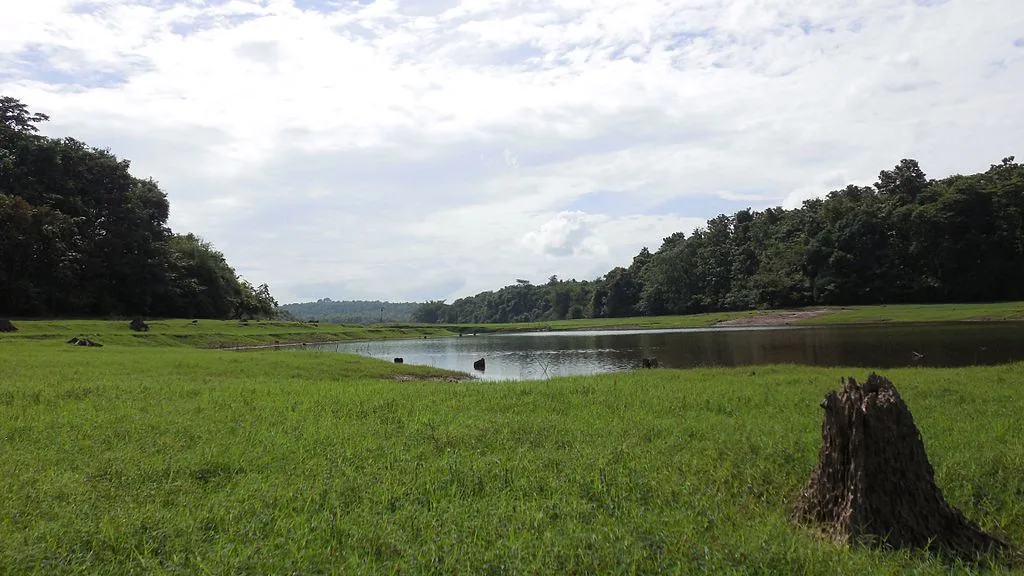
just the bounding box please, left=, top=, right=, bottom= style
left=521, top=211, right=600, bottom=257
left=2, top=0, right=1023, bottom=303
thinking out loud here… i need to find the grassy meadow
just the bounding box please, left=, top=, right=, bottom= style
left=0, top=318, right=456, bottom=348
left=432, top=311, right=767, bottom=333
left=799, top=302, right=1024, bottom=325
left=431, top=301, right=1024, bottom=334
left=1, top=328, right=1022, bottom=574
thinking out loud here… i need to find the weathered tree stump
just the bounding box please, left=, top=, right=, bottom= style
left=129, top=316, right=149, bottom=332
left=0, top=318, right=16, bottom=333
left=794, top=373, right=1009, bottom=559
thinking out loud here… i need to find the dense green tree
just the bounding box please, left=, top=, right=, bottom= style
left=414, top=156, right=1024, bottom=324
left=278, top=299, right=420, bottom=324
left=0, top=96, right=278, bottom=319
left=412, top=300, right=448, bottom=324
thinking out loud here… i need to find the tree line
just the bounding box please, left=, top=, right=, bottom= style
left=414, top=156, right=1024, bottom=324
left=0, top=96, right=277, bottom=319
left=278, top=299, right=419, bottom=324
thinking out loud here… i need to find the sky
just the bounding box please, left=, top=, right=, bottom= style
left=2, top=0, right=1022, bottom=304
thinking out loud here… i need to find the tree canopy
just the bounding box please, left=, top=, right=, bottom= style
left=278, top=299, right=420, bottom=324
left=415, top=157, right=1024, bottom=323
left=0, top=96, right=277, bottom=319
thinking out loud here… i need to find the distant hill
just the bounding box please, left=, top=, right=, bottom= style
left=278, top=299, right=420, bottom=324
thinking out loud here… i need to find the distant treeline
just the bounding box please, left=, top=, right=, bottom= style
left=0, top=96, right=277, bottom=319
left=279, top=299, right=418, bottom=324
left=413, top=157, right=1024, bottom=324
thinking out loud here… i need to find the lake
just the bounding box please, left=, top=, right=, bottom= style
left=314, top=322, right=1024, bottom=381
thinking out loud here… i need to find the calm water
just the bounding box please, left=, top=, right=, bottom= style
left=314, top=322, right=1024, bottom=381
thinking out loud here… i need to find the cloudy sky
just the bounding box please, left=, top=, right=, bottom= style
left=2, top=0, right=1022, bottom=304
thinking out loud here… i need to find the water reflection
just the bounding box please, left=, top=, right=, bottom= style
left=315, top=322, right=1024, bottom=381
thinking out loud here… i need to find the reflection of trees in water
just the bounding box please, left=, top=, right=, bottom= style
left=512, top=348, right=637, bottom=380
left=319, top=324, right=1024, bottom=379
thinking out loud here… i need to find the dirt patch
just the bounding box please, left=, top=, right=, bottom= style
left=715, top=308, right=834, bottom=327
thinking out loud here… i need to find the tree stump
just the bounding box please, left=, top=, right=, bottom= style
left=129, top=316, right=149, bottom=332
left=794, top=373, right=1009, bottom=559
left=0, top=318, right=16, bottom=333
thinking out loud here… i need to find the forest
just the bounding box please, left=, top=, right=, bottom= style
left=0, top=96, right=277, bottom=319
left=414, top=156, right=1024, bottom=324
left=279, top=299, right=418, bottom=324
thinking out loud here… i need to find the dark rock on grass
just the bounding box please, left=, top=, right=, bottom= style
left=794, top=373, right=1010, bottom=561
left=129, top=316, right=149, bottom=332
left=0, top=318, right=16, bottom=333
left=67, top=337, right=103, bottom=347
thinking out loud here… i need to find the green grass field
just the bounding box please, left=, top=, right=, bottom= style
left=1, top=332, right=1021, bottom=574
left=800, top=302, right=1024, bottom=325
left=4, top=301, right=1022, bottom=347
left=427, top=301, right=1024, bottom=334
left=0, top=318, right=456, bottom=348
left=430, top=311, right=763, bottom=333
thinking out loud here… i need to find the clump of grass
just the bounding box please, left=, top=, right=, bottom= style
left=0, top=340, right=1020, bottom=574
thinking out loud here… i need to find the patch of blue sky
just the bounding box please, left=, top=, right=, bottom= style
left=488, top=43, right=546, bottom=66
left=78, top=0, right=229, bottom=12
left=7, top=46, right=137, bottom=89
left=397, top=0, right=460, bottom=17
left=608, top=45, right=645, bottom=62
left=798, top=19, right=836, bottom=35
left=294, top=0, right=351, bottom=13
left=68, top=1, right=107, bottom=15
left=662, top=29, right=714, bottom=52
left=170, top=12, right=261, bottom=36
left=644, top=194, right=778, bottom=217
left=1014, top=38, right=1024, bottom=48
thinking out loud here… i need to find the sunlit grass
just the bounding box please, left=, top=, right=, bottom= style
left=1, top=338, right=1020, bottom=574
left=430, top=301, right=1024, bottom=333
left=0, top=318, right=457, bottom=348
left=431, top=310, right=773, bottom=332
left=800, top=302, right=1024, bottom=324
